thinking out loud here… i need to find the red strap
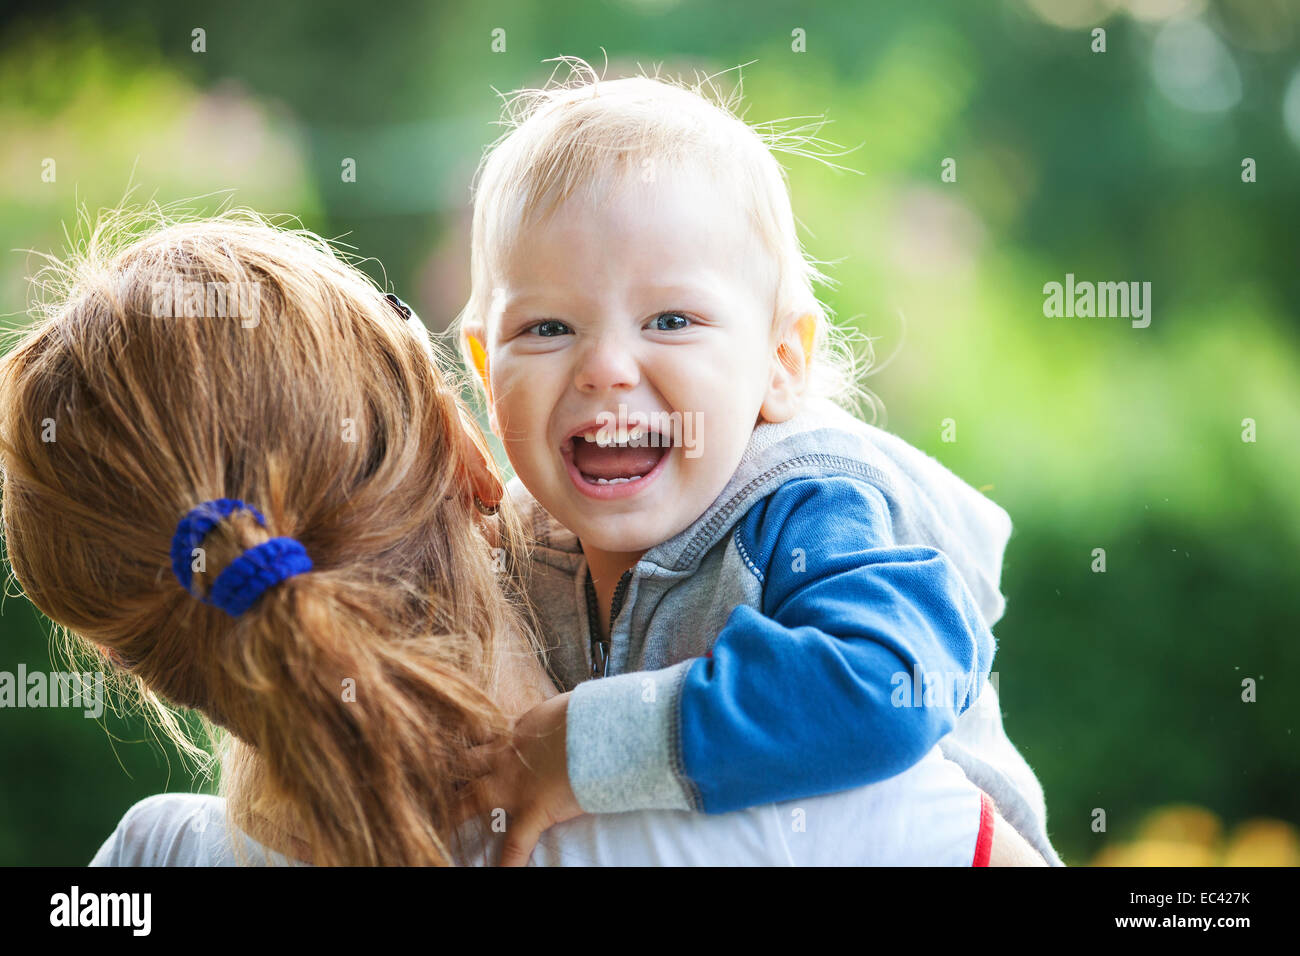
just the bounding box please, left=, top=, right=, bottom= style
left=973, top=791, right=995, bottom=867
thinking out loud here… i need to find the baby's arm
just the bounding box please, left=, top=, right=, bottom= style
left=565, top=474, right=996, bottom=814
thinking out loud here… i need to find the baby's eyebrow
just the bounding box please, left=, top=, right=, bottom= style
left=494, top=287, right=589, bottom=312
left=492, top=276, right=729, bottom=321
left=637, top=280, right=728, bottom=312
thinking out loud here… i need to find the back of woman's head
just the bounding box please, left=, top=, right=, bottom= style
left=0, top=209, right=519, bottom=865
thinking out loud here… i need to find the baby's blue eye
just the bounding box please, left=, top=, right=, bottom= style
left=531, top=320, right=572, bottom=337
left=650, top=312, right=691, bottom=331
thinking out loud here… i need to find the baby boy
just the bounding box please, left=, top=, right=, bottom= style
left=457, top=65, right=1059, bottom=866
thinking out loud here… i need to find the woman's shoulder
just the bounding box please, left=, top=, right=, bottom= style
left=90, top=793, right=223, bottom=866
left=89, top=793, right=299, bottom=867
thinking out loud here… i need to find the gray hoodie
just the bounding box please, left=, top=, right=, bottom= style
left=509, top=397, right=1063, bottom=865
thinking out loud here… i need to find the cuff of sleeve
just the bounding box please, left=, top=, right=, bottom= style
left=566, top=660, right=695, bottom=813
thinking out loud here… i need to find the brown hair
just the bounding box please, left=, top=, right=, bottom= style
left=0, top=209, right=530, bottom=865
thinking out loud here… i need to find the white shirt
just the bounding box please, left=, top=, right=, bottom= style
left=90, top=745, right=988, bottom=866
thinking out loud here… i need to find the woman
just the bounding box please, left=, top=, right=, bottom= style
left=0, top=211, right=1042, bottom=866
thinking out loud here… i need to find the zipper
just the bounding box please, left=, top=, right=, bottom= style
left=587, top=569, right=632, bottom=679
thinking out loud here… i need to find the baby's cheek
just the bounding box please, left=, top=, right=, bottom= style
left=486, top=356, right=526, bottom=418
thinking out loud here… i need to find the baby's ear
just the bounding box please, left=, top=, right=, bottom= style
left=760, top=312, right=817, bottom=424
left=461, top=327, right=498, bottom=429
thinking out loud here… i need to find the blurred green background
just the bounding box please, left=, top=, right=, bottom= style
left=1, top=0, right=1297, bottom=866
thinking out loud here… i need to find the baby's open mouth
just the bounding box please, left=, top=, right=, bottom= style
left=570, top=431, right=668, bottom=484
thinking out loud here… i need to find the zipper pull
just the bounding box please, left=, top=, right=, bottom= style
left=591, top=638, right=609, bottom=679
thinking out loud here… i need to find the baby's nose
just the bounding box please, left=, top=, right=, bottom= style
left=574, top=336, right=640, bottom=393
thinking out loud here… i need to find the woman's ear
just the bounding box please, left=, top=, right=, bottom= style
left=455, top=403, right=505, bottom=510
left=760, top=312, right=817, bottom=424
left=102, top=646, right=130, bottom=672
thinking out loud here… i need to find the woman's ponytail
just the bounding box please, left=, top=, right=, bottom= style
left=219, top=571, right=502, bottom=865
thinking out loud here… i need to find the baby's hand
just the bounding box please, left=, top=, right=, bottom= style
left=461, top=691, right=582, bottom=866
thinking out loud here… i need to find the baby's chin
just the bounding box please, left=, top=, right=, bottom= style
left=564, top=508, right=700, bottom=557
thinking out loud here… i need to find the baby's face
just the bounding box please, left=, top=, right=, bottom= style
left=482, top=169, right=783, bottom=555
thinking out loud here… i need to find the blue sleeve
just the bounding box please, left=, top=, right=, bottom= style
left=563, top=475, right=995, bottom=816
left=677, top=475, right=995, bottom=813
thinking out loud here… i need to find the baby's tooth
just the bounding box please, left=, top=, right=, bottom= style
left=583, top=422, right=657, bottom=449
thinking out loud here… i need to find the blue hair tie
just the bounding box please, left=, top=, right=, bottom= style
left=170, top=498, right=312, bottom=616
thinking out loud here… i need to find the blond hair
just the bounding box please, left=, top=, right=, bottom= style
left=0, top=208, right=532, bottom=865
left=457, top=57, right=863, bottom=409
